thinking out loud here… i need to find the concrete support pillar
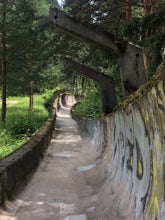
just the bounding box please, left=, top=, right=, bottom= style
left=64, top=58, right=117, bottom=113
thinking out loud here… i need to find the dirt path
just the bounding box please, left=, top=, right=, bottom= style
left=0, top=107, right=100, bottom=220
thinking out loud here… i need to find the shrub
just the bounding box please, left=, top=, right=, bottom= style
left=6, top=111, right=40, bottom=137
left=0, top=94, right=50, bottom=158
left=75, top=90, right=102, bottom=118
left=42, top=90, right=54, bottom=113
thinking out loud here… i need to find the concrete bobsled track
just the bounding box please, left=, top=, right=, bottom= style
left=1, top=60, right=165, bottom=220
left=72, top=62, right=165, bottom=220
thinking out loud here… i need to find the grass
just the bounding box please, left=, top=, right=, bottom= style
left=0, top=94, right=51, bottom=158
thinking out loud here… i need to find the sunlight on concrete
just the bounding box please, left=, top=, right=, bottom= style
left=64, top=214, right=87, bottom=220
left=77, top=164, right=96, bottom=172
left=54, top=151, right=78, bottom=158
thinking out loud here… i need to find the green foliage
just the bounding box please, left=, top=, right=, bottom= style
left=6, top=111, right=47, bottom=137
left=0, top=127, right=29, bottom=158
left=121, top=17, right=142, bottom=42
left=0, top=93, right=50, bottom=158
left=75, top=89, right=102, bottom=118
left=42, top=89, right=57, bottom=113
left=121, top=6, right=165, bottom=74
left=0, top=0, right=65, bottom=96
left=6, top=95, right=49, bottom=138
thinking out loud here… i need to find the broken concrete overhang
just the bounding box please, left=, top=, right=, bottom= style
left=49, top=7, right=119, bottom=54
left=49, top=7, right=148, bottom=96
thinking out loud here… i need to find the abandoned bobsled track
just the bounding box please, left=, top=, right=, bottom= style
left=0, top=95, right=106, bottom=220
left=1, top=66, right=165, bottom=220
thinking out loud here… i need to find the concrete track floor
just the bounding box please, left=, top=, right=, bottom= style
left=0, top=107, right=103, bottom=220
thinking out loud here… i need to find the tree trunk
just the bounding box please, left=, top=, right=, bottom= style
left=29, top=81, right=33, bottom=112
left=126, top=0, right=131, bottom=21
left=143, top=0, right=152, bottom=68
left=143, top=0, right=151, bottom=16
left=1, top=0, right=7, bottom=123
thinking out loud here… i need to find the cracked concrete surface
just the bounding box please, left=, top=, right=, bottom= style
left=0, top=106, right=102, bottom=220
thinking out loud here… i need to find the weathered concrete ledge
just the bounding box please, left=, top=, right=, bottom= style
left=0, top=109, right=56, bottom=206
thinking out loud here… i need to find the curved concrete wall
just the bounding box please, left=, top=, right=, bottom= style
left=0, top=100, right=57, bottom=206
left=72, top=62, right=165, bottom=220
left=60, top=94, right=77, bottom=108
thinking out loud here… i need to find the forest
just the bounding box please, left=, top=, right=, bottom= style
left=0, top=1, right=165, bottom=217
left=0, top=0, right=165, bottom=120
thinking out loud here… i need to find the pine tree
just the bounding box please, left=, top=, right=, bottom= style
left=1, top=0, right=7, bottom=123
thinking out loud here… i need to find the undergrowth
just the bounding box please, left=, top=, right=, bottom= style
left=75, top=90, right=102, bottom=118
left=0, top=91, right=54, bottom=158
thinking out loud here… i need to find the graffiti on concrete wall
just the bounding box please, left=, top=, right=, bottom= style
left=106, top=107, right=152, bottom=219
left=76, top=79, right=165, bottom=220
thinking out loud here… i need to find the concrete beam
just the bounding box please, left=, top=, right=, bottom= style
left=49, top=7, right=148, bottom=96
left=49, top=7, right=119, bottom=54
left=64, top=58, right=117, bottom=113
left=64, top=58, right=114, bottom=82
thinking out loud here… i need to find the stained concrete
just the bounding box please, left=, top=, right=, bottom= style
left=0, top=106, right=102, bottom=220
